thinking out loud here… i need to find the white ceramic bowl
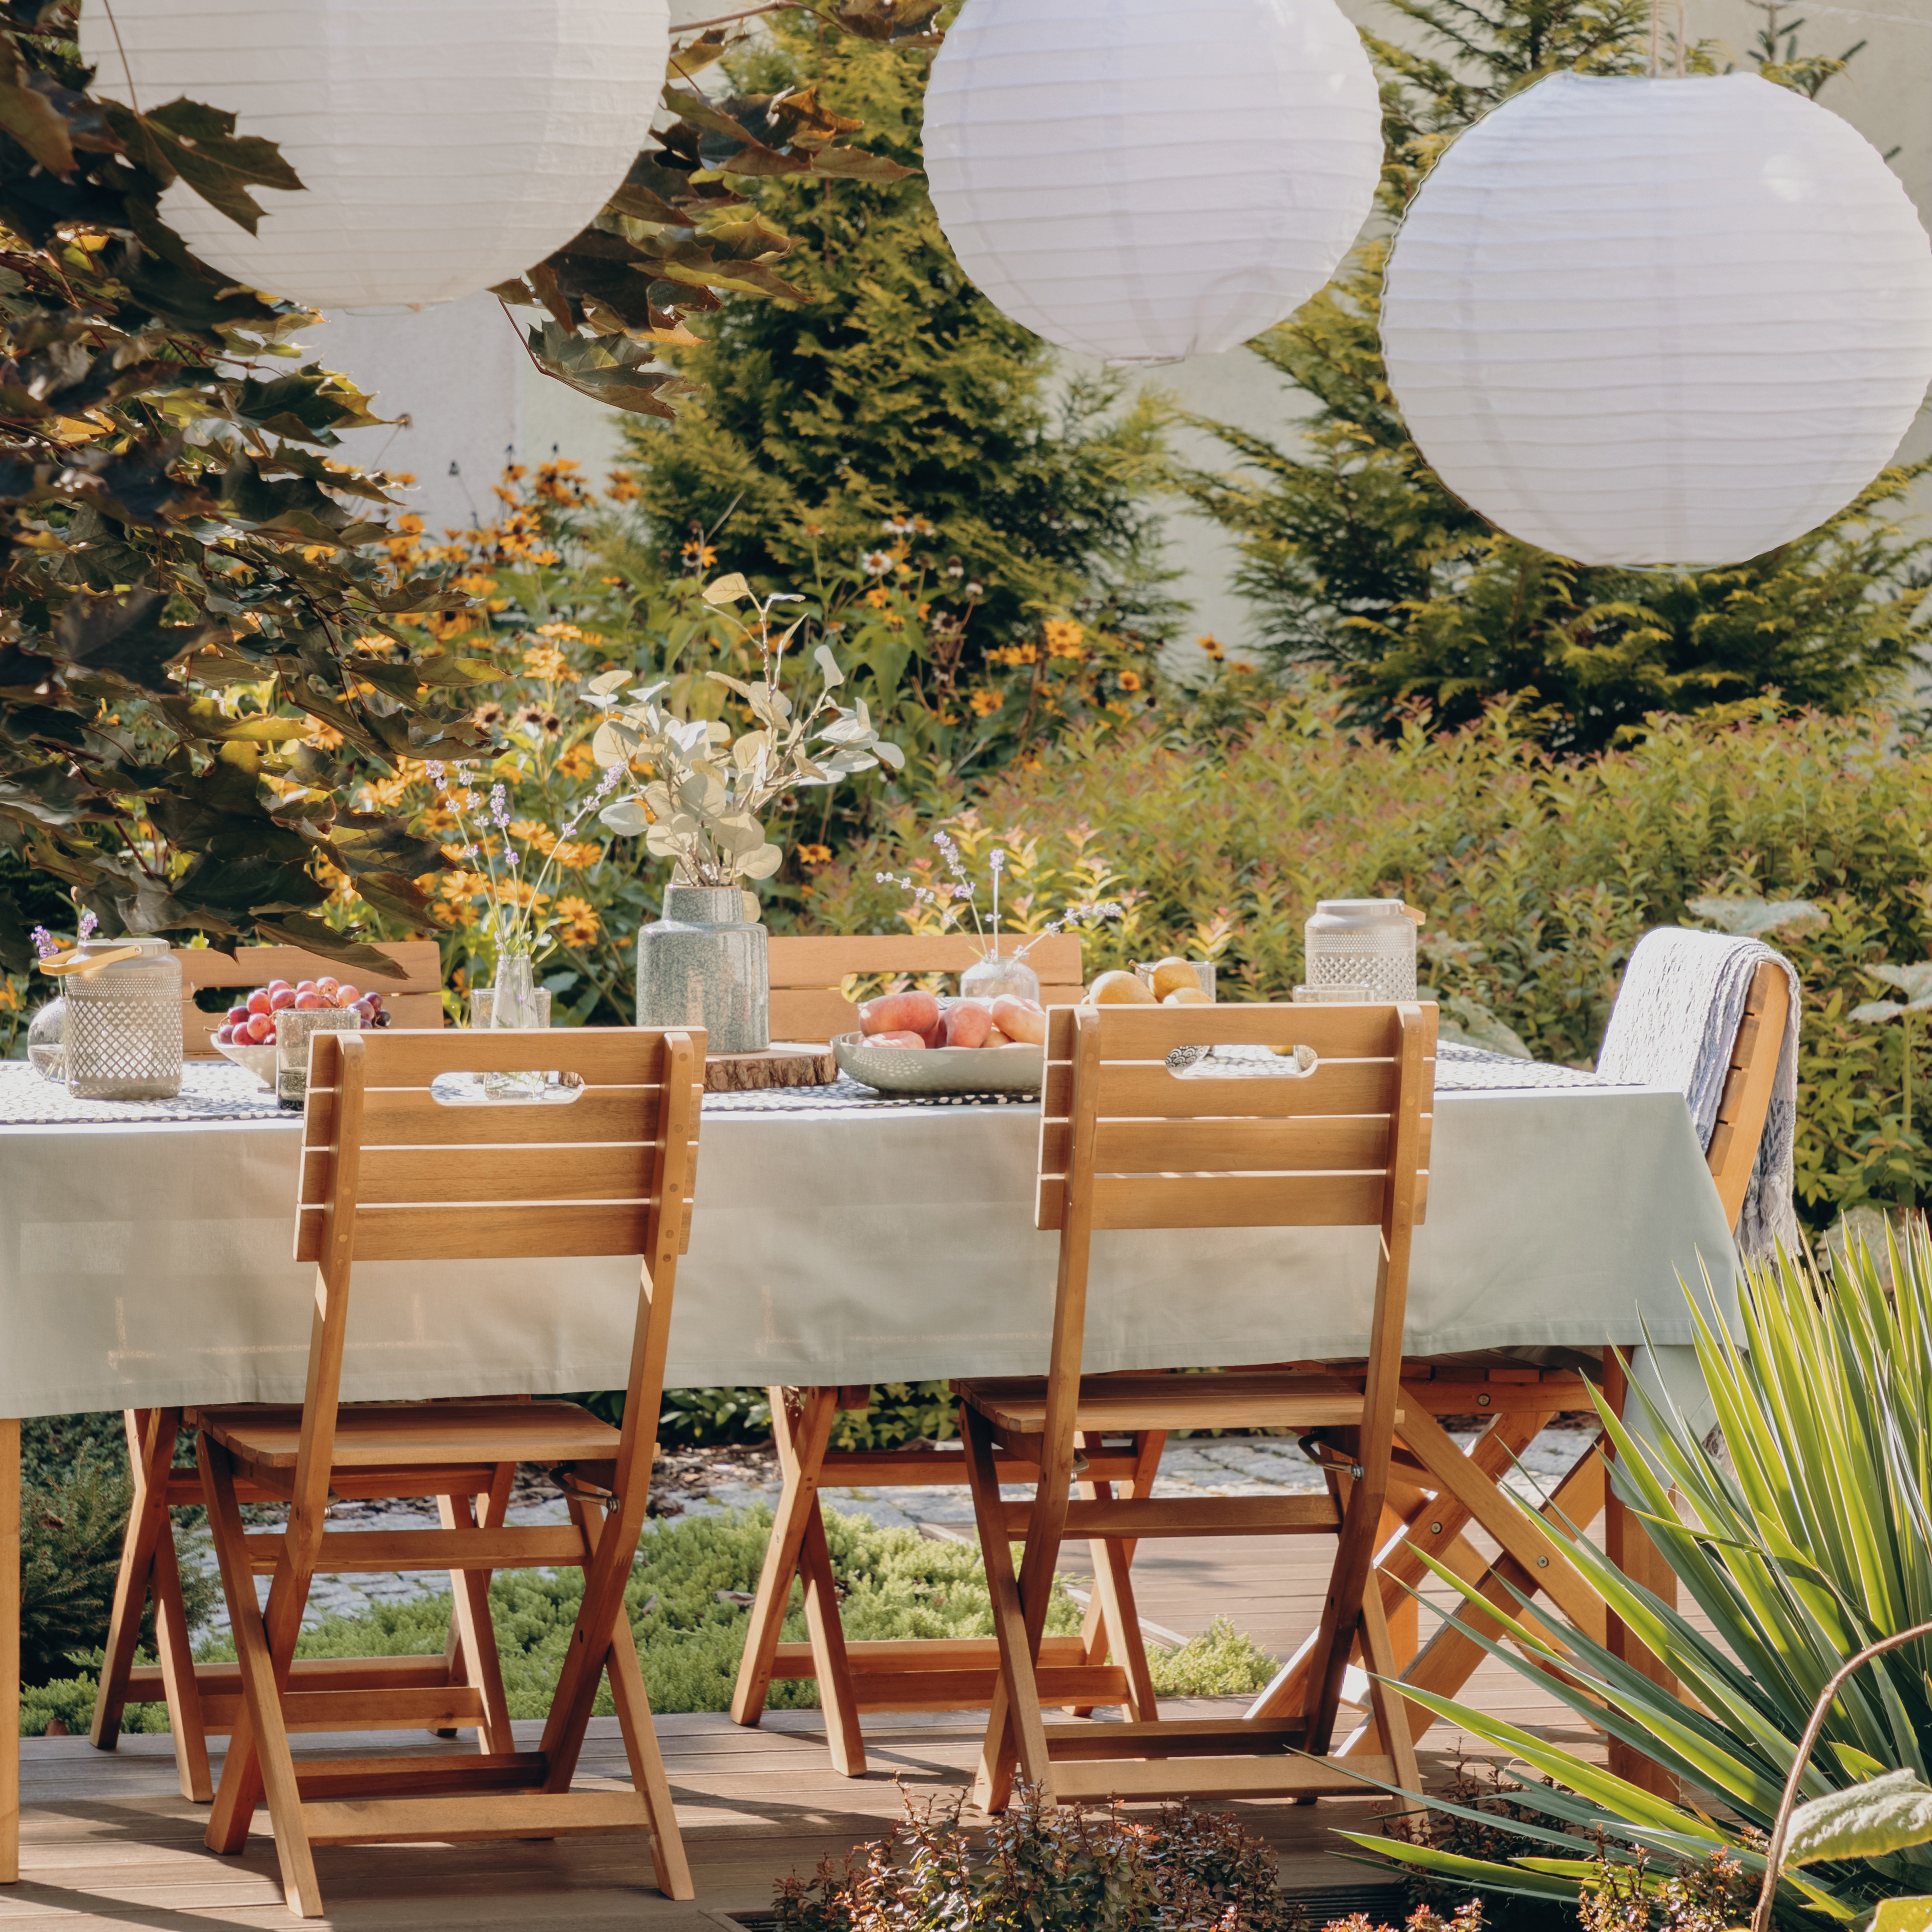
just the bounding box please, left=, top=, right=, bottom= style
left=213, top=1039, right=278, bottom=1088
left=833, top=1030, right=1044, bottom=1096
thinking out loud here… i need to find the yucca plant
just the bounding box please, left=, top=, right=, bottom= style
left=1351, top=1227, right=1932, bottom=1926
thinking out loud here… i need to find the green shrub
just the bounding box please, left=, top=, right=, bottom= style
left=805, top=692, right=1932, bottom=1224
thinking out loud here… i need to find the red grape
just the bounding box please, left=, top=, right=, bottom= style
left=295, top=980, right=316, bottom=994
left=245, top=1014, right=274, bottom=1044
left=215, top=1025, right=234, bottom=1045
left=245, top=990, right=272, bottom=1016
left=316, top=977, right=339, bottom=994
left=334, top=984, right=359, bottom=1007
left=269, top=987, right=297, bottom=1011
left=294, top=991, right=323, bottom=1010
left=266, top=979, right=291, bottom=994
left=225, top=1005, right=249, bottom=1026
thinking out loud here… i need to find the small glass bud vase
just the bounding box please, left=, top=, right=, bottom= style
left=483, top=950, right=547, bottom=1100
left=960, top=949, right=1040, bottom=1005
left=276, top=1007, right=360, bottom=1110
left=65, top=936, right=183, bottom=1100
left=26, top=995, right=65, bottom=1081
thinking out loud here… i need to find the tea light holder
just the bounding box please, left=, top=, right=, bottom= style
left=64, top=938, right=183, bottom=1100
left=1303, top=900, right=1419, bottom=1001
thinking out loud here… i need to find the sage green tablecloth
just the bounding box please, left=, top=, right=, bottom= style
left=0, top=1072, right=1736, bottom=1426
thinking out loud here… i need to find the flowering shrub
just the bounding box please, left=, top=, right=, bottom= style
left=805, top=687, right=1932, bottom=1225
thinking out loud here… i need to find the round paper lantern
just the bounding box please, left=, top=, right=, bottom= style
left=922, top=0, right=1382, bottom=365
left=80, top=0, right=670, bottom=311
left=1380, top=72, right=1932, bottom=568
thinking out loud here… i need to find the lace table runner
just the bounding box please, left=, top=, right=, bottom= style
left=0, top=1036, right=1610, bottom=1126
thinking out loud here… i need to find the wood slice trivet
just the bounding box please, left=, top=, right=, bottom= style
left=703, top=1042, right=838, bottom=1092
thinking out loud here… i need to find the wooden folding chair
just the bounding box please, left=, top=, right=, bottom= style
left=1250, top=954, right=1794, bottom=1799
left=731, top=933, right=1161, bottom=1774
left=92, top=941, right=452, bottom=1801
left=188, top=1026, right=702, bottom=1918
left=957, top=998, right=1436, bottom=1809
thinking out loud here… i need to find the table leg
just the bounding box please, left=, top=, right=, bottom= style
left=3, top=1415, right=18, bottom=1884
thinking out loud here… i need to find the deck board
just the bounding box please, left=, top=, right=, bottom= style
left=1, top=1505, right=1693, bottom=1928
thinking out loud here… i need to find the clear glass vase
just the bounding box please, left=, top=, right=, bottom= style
left=483, top=950, right=547, bottom=1100
left=26, top=996, right=64, bottom=1081
left=961, top=949, right=1040, bottom=1005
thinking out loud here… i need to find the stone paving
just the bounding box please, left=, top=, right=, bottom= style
left=195, top=1424, right=1602, bottom=1634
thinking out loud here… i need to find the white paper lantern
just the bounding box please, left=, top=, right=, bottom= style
left=922, top=0, right=1382, bottom=365
left=1380, top=72, right=1932, bottom=569
left=80, top=0, right=669, bottom=311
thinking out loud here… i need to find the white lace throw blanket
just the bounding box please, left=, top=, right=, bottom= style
left=1595, top=927, right=1800, bottom=1257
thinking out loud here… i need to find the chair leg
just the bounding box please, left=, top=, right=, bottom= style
left=440, top=1488, right=515, bottom=1756
left=1070, top=1429, right=1161, bottom=1722
left=571, top=1498, right=694, bottom=1899
left=1602, top=1356, right=1679, bottom=1799
left=798, top=1497, right=865, bottom=1775
left=1357, top=1567, right=1422, bottom=1795
left=151, top=1518, right=214, bottom=1802
left=963, top=1406, right=1055, bottom=1811
left=91, top=1407, right=178, bottom=1751
left=200, top=1439, right=323, bottom=1917
left=731, top=1386, right=841, bottom=1729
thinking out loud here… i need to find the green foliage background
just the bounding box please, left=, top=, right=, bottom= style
left=623, top=9, right=1175, bottom=656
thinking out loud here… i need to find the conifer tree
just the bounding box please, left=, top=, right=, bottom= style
left=1171, top=0, right=1922, bottom=752
left=622, top=14, right=1175, bottom=651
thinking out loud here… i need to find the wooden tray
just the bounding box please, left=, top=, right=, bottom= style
left=704, top=1042, right=837, bottom=1093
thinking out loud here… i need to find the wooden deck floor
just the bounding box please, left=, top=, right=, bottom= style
left=3, top=1528, right=1639, bottom=1929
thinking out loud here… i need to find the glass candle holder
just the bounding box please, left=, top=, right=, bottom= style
left=276, top=1006, right=361, bottom=1110
left=1303, top=899, right=1418, bottom=1001
left=64, top=937, right=183, bottom=1100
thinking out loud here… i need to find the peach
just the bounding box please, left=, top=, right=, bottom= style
left=991, top=995, right=1047, bottom=1045
left=984, top=1026, right=1012, bottom=1047
left=1150, top=958, right=1202, bottom=1001
left=1087, top=969, right=1155, bottom=1006
left=868, top=1029, right=927, bottom=1048
left=1163, top=986, right=1212, bottom=1006
left=943, top=999, right=993, bottom=1049
left=860, top=989, right=940, bottom=1037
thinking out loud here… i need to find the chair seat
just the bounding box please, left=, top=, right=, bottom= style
left=190, top=1399, right=619, bottom=1471
left=959, top=1371, right=1400, bottom=1441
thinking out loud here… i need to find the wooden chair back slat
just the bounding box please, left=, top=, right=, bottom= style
left=1705, top=960, right=1792, bottom=1225
left=294, top=1029, right=703, bottom=1265
left=175, top=942, right=444, bottom=1056
left=305, top=1084, right=662, bottom=1150
left=1036, top=1003, right=1435, bottom=1233
left=766, top=932, right=1085, bottom=1041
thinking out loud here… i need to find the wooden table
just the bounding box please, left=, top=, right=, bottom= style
left=0, top=1053, right=1741, bottom=1882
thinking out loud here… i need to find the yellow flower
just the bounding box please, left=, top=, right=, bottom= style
left=521, top=643, right=573, bottom=682
left=551, top=840, right=605, bottom=872
left=969, top=688, right=1003, bottom=717
left=1117, top=670, right=1142, bottom=693
left=682, top=540, right=718, bottom=568
left=557, top=743, right=597, bottom=780
left=1197, top=633, right=1225, bottom=662
left=796, top=843, right=833, bottom=867
left=303, top=717, right=344, bottom=751
left=989, top=644, right=1038, bottom=668
left=509, top=819, right=559, bottom=855
left=606, top=470, right=640, bottom=504
left=1044, top=619, right=1086, bottom=660
left=554, top=896, right=600, bottom=946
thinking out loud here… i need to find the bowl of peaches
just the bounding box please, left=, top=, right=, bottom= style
left=833, top=989, right=1047, bottom=1095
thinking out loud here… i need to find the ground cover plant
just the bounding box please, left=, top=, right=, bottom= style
left=1348, top=1228, right=1932, bottom=1927
left=18, top=1505, right=1273, bottom=1737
